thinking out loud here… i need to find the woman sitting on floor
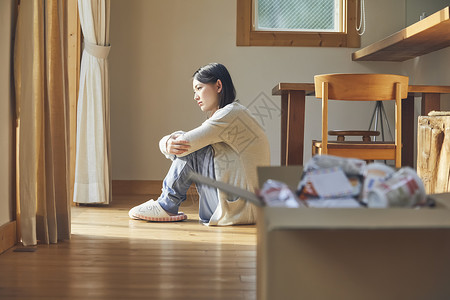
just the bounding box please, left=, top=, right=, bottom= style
left=128, top=63, right=270, bottom=225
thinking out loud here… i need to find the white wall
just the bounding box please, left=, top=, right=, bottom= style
left=0, top=0, right=15, bottom=226
left=109, top=0, right=448, bottom=181
left=406, top=0, right=450, bottom=26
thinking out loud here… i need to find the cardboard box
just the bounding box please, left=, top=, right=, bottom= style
left=190, top=166, right=450, bottom=300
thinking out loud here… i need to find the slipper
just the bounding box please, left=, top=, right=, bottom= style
left=128, top=199, right=187, bottom=222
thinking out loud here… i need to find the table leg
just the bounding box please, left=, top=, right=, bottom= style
left=281, top=91, right=306, bottom=166
left=421, top=93, right=440, bottom=115
left=402, top=93, right=441, bottom=168
left=281, top=94, right=288, bottom=165
left=402, top=95, right=415, bottom=168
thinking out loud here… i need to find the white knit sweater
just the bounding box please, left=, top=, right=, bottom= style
left=159, top=102, right=270, bottom=225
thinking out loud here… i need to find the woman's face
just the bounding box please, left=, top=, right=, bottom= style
left=193, top=78, right=222, bottom=114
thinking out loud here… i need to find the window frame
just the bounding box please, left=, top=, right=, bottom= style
left=236, top=0, right=360, bottom=47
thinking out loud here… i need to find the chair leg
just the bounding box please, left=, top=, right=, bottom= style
left=311, top=144, right=319, bottom=156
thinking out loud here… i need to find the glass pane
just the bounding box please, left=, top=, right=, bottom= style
left=256, top=0, right=340, bottom=31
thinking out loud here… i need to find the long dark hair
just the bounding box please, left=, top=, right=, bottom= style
left=193, top=63, right=236, bottom=109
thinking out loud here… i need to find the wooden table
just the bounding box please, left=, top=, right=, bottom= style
left=272, top=83, right=450, bottom=167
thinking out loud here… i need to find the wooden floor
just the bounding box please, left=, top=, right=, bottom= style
left=0, top=195, right=257, bottom=299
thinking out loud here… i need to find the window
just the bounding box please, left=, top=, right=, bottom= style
left=256, top=0, right=343, bottom=32
left=237, top=0, right=360, bottom=47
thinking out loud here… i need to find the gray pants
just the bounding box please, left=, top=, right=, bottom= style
left=157, top=146, right=219, bottom=222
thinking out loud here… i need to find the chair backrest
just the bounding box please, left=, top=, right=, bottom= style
left=313, top=73, right=409, bottom=168
left=314, top=74, right=409, bottom=101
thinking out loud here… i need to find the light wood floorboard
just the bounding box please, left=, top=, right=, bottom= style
left=0, top=195, right=257, bottom=299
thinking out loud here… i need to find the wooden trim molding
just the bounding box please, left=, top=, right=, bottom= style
left=237, top=0, right=360, bottom=47
left=0, top=221, right=17, bottom=255
left=112, top=180, right=198, bottom=196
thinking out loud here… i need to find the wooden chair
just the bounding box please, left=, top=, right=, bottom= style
left=311, top=74, right=409, bottom=168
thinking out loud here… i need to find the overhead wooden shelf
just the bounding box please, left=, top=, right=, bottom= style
left=352, top=6, right=450, bottom=62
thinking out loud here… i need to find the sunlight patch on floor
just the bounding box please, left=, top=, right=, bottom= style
left=71, top=196, right=257, bottom=247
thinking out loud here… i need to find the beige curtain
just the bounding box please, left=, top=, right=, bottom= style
left=73, top=0, right=111, bottom=204
left=14, top=0, right=70, bottom=246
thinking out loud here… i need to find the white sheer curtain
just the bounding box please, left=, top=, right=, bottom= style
left=73, top=0, right=111, bottom=204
